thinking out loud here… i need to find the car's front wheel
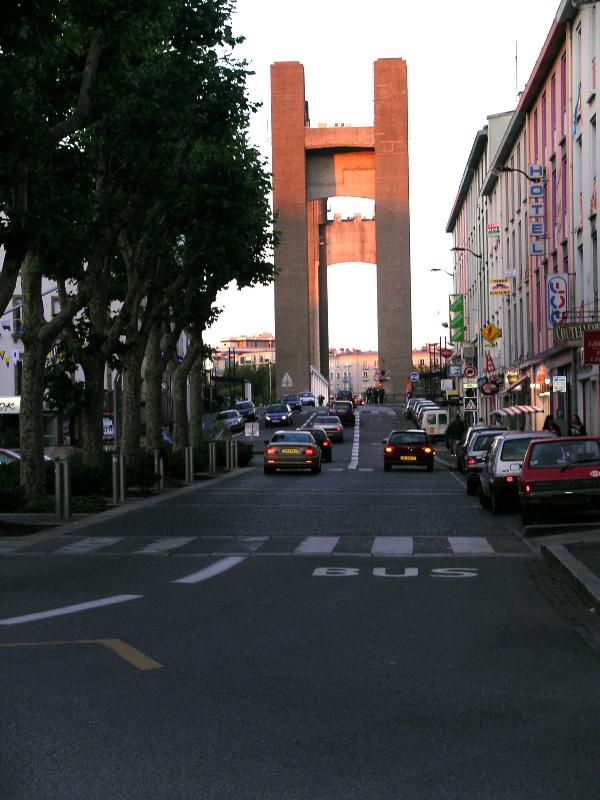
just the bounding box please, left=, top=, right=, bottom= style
left=310, top=464, right=321, bottom=474
left=466, top=478, right=478, bottom=495
left=521, top=507, right=534, bottom=526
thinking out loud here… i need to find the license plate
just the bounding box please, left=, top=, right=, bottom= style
left=400, top=455, right=417, bottom=461
left=282, top=448, right=300, bottom=454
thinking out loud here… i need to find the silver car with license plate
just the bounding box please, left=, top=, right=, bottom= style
left=478, top=430, right=558, bottom=514
left=310, top=415, right=344, bottom=442
left=264, top=430, right=321, bottom=474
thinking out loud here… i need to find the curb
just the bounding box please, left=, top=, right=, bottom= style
left=541, top=543, right=600, bottom=609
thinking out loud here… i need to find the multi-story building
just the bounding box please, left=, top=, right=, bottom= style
left=328, top=348, right=379, bottom=398
left=447, top=0, right=600, bottom=435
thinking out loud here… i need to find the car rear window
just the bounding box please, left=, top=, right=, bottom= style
left=528, top=439, right=600, bottom=468
left=271, top=432, right=312, bottom=444
left=473, top=433, right=500, bottom=451
left=501, top=438, right=537, bottom=461
left=331, top=401, right=352, bottom=410
left=315, top=416, right=337, bottom=424
left=389, top=432, right=429, bottom=445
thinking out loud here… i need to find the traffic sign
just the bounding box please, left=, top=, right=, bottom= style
left=464, top=398, right=478, bottom=412
left=463, top=365, right=477, bottom=379
left=409, top=371, right=419, bottom=382
left=281, top=372, right=293, bottom=388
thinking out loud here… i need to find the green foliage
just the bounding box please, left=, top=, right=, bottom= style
left=0, top=462, right=25, bottom=511
left=23, top=495, right=107, bottom=513
left=44, top=351, right=86, bottom=417
left=125, top=449, right=158, bottom=493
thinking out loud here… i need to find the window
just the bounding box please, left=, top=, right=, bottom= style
left=51, top=297, right=61, bottom=317
left=12, top=296, right=23, bottom=336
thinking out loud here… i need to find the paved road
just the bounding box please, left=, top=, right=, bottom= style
left=3, top=405, right=600, bottom=799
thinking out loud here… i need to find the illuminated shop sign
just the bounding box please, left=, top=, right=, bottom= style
left=528, top=164, right=545, bottom=256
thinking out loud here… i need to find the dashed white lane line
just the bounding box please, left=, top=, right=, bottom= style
left=448, top=537, right=494, bottom=555
left=133, top=537, right=195, bottom=555
left=173, top=556, right=247, bottom=584
left=348, top=413, right=361, bottom=470
left=294, top=536, right=340, bottom=555
left=56, top=537, right=122, bottom=554
left=0, top=595, right=143, bottom=626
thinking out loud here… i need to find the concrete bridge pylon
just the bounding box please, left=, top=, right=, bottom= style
left=270, top=58, right=412, bottom=399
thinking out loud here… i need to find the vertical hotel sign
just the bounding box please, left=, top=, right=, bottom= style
left=528, top=164, right=545, bottom=257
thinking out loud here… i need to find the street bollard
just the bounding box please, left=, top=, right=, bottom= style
left=225, top=439, right=232, bottom=472
left=119, top=452, right=126, bottom=502
left=184, top=446, right=191, bottom=484
left=112, top=454, right=119, bottom=505
left=62, top=459, right=71, bottom=521
left=54, top=460, right=63, bottom=520
left=154, top=448, right=161, bottom=492
left=159, top=457, right=165, bottom=492
left=188, top=446, right=194, bottom=483
left=233, top=439, right=239, bottom=469
left=208, top=442, right=216, bottom=478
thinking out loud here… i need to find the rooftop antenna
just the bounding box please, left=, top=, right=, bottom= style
left=515, top=40, right=518, bottom=100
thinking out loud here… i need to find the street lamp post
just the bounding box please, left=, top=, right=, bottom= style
left=430, top=268, right=455, bottom=277
left=451, top=246, right=482, bottom=259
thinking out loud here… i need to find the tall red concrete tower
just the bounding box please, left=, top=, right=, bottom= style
left=270, top=59, right=412, bottom=399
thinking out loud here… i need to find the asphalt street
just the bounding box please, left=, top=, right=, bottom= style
left=2, top=405, right=600, bottom=799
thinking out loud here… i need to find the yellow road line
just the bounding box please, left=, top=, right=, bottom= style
left=0, top=639, right=163, bottom=671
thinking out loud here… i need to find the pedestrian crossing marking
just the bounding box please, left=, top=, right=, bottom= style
left=133, top=537, right=195, bottom=555
left=3, top=534, right=530, bottom=558
left=294, top=536, right=340, bottom=555
left=448, top=536, right=494, bottom=555
left=56, top=537, right=122, bottom=554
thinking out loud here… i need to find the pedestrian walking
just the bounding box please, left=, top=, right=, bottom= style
left=542, top=414, right=562, bottom=435
left=568, top=414, right=587, bottom=435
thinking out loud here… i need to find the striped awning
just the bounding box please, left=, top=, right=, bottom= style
left=490, top=405, right=543, bottom=417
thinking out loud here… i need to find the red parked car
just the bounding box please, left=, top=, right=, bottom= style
left=519, top=436, right=600, bottom=525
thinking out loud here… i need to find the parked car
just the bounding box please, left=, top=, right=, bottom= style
left=405, top=397, right=427, bottom=419
left=215, top=409, right=245, bottom=433
left=478, top=430, right=558, bottom=514
left=352, top=394, right=365, bottom=406
left=263, top=430, right=321, bottom=474
left=456, top=424, right=507, bottom=473
left=0, top=448, right=52, bottom=463
left=298, top=391, right=316, bottom=407
left=382, top=429, right=434, bottom=472
left=281, top=394, right=302, bottom=412
left=419, top=407, right=449, bottom=441
left=263, top=403, right=293, bottom=427
left=310, top=415, right=344, bottom=442
left=235, top=400, right=257, bottom=421
left=308, top=427, right=333, bottom=462
left=519, top=436, right=600, bottom=525
left=328, top=400, right=355, bottom=426
left=0, top=448, right=20, bottom=464
left=411, top=399, right=436, bottom=422
left=463, top=429, right=506, bottom=494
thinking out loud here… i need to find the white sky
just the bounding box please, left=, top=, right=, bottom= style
left=204, top=0, right=560, bottom=352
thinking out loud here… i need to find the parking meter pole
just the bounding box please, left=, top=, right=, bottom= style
left=62, top=459, right=71, bottom=521
left=208, top=442, right=216, bottom=478
left=184, top=446, right=191, bottom=484
left=54, top=461, right=63, bottom=520
left=119, top=452, right=126, bottom=502
left=112, top=454, right=119, bottom=504
left=154, top=448, right=161, bottom=492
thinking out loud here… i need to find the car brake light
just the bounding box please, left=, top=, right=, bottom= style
left=505, top=476, right=514, bottom=483
left=266, top=447, right=277, bottom=455
left=305, top=447, right=314, bottom=456
left=466, top=457, right=477, bottom=466
left=336, top=427, right=342, bottom=432
left=423, top=447, right=432, bottom=454
left=384, top=446, right=394, bottom=454
left=524, top=483, right=531, bottom=493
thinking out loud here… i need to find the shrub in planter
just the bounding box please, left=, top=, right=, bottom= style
left=125, top=449, right=157, bottom=493
left=214, top=439, right=254, bottom=467
left=23, top=494, right=107, bottom=513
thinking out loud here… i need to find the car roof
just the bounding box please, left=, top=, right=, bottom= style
left=389, top=429, right=427, bottom=435
left=496, top=430, right=557, bottom=439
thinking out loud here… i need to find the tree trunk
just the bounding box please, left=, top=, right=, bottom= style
left=19, top=257, right=47, bottom=498
left=81, top=352, right=107, bottom=464
left=121, top=349, right=144, bottom=463
left=189, top=356, right=204, bottom=448
left=144, top=325, right=164, bottom=452
left=172, top=361, right=189, bottom=451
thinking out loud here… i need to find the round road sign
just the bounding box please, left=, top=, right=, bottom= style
left=463, top=365, right=477, bottom=379
left=409, top=371, right=419, bottom=382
